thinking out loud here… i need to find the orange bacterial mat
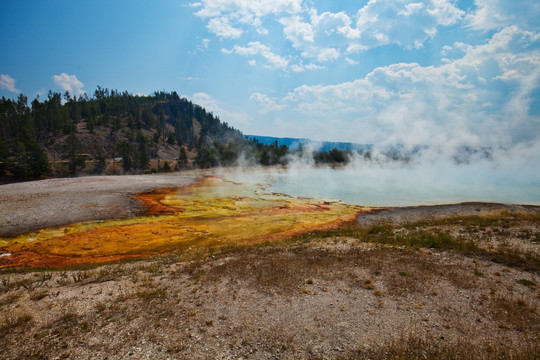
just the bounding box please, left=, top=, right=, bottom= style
left=0, top=175, right=364, bottom=268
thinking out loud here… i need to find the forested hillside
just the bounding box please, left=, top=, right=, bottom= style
left=0, top=89, right=290, bottom=181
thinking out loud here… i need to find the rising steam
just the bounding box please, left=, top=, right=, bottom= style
left=223, top=139, right=540, bottom=206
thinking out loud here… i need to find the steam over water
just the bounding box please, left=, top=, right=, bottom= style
left=269, top=166, right=540, bottom=206
left=224, top=150, right=540, bottom=206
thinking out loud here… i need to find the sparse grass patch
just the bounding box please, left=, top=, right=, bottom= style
left=187, top=243, right=376, bottom=294
left=517, top=279, right=536, bottom=287
left=0, top=309, right=33, bottom=335
left=95, top=302, right=107, bottom=313
left=483, top=248, right=540, bottom=273
left=1, top=292, right=21, bottom=305
left=29, top=290, right=48, bottom=301
left=71, top=271, right=90, bottom=283
left=136, top=287, right=168, bottom=300
left=363, top=279, right=375, bottom=290
left=409, top=210, right=540, bottom=229
left=1, top=274, right=12, bottom=289
left=300, top=222, right=479, bottom=252
left=305, top=211, right=540, bottom=273
left=348, top=334, right=540, bottom=360
left=490, top=296, right=540, bottom=332
left=91, top=267, right=120, bottom=283
left=474, top=268, right=484, bottom=277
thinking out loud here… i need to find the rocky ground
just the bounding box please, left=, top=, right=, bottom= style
left=0, top=174, right=539, bottom=359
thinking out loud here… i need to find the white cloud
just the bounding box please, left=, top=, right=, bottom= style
left=192, top=0, right=302, bottom=18
left=467, top=0, right=540, bottom=32
left=192, top=0, right=302, bottom=37
left=222, top=41, right=289, bottom=69
left=353, top=0, right=465, bottom=50
left=289, top=62, right=326, bottom=72
left=427, top=0, right=466, bottom=26
left=305, top=63, right=324, bottom=70
left=399, top=2, right=424, bottom=17
left=270, top=26, right=540, bottom=148
left=316, top=47, right=339, bottom=62
left=280, top=10, right=353, bottom=62
left=0, top=74, right=20, bottom=93
left=194, top=1, right=469, bottom=69
left=52, top=73, right=85, bottom=96
left=207, top=17, right=242, bottom=38
left=250, top=92, right=288, bottom=113
left=279, top=15, right=314, bottom=48
left=190, top=92, right=251, bottom=127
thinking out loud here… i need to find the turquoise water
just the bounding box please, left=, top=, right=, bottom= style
left=224, top=162, right=540, bottom=206
left=269, top=167, right=540, bottom=206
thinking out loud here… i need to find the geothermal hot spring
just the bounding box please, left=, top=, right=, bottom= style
left=1, top=158, right=539, bottom=268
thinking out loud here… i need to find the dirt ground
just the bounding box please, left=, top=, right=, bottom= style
left=0, top=173, right=539, bottom=359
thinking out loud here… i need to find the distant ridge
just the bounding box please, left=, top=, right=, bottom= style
left=245, top=135, right=373, bottom=153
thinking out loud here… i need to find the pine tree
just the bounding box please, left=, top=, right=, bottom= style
left=178, top=146, right=188, bottom=168
left=15, top=127, right=51, bottom=178
left=64, top=133, right=85, bottom=174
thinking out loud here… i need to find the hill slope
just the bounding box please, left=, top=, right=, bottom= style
left=0, top=89, right=288, bottom=180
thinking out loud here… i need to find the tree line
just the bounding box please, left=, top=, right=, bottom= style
left=0, top=89, right=308, bottom=181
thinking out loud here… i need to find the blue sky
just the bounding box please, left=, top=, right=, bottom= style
left=1, top=0, right=539, bottom=149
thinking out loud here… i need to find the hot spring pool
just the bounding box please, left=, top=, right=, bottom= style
left=219, top=163, right=540, bottom=206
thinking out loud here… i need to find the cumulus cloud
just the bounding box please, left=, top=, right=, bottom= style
left=189, top=1, right=540, bottom=156
left=190, top=92, right=251, bottom=127
left=52, top=73, right=85, bottom=96
left=352, top=0, right=464, bottom=50
left=272, top=0, right=466, bottom=62
left=207, top=17, right=242, bottom=38
left=192, top=0, right=302, bottom=37
left=250, top=92, right=288, bottom=113
left=266, top=26, right=540, bottom=149
left=0, top=74, right=20, bottom=93
left=195, top=0, right=467, bottom=69
left=467, top=0, right=540, bottom=32
left=399, top=2, right=424, bottom=17
left=279, top=10, right=355, bottom=62
left=222, top=42, right=289, bottom=69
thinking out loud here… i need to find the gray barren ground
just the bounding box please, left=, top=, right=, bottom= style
left=0, top=174, right=198, bottom=236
